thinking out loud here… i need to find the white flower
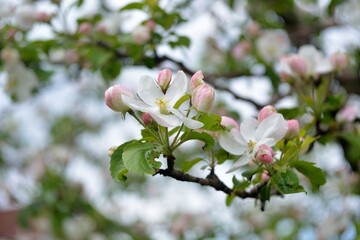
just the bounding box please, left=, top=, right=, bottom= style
left=219, top=113, right=288, bottom=172
left=256, top=29, right=290, bottom=64
left=14, top=4, right=37, bottom=31
left=122, top=71, right=203, bottom=129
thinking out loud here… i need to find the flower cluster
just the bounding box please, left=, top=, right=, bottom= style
left=219, top=105, right=299, bottom=172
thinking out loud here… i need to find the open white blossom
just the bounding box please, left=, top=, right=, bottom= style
left=219, top=113, right=288, bottom=172
left=256, top=29, right=290, bottom=64
left=122, top=71, right=203, bottom=129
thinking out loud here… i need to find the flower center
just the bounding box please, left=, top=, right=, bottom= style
left=248, top=140, right=256, bottom=153
left=155, top=98, right=170, bottom=115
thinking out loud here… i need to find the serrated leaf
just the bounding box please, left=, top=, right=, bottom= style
left=272, top=170, right=305, bottom=194
left=291, top=160, right=326, bottom=191
left=110, top=141, right=135, bottom=182
left=122, top=142, right=160, bottom=175
left=198, top=113, right=224, bottom=131
left=181, top=131, right=215, bottom=151
left=181, top=157, right=203, bottom=172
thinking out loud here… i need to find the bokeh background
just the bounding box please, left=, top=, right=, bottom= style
left=0, top=0, right=360, bottom=239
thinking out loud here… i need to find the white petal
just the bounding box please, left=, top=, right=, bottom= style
left=138, top=75, right=164, bottom=106
left=149, top=111, right=181, bottom=128
left=122, top=95, right=152, bottom=112
left=240, top=118, right=258, bottom=142
left=165, top=71, right=188, bottom=106
left=315, top=59, right=333, bottom=74
left=169, top=108, right=203, bottom=129
left=219, top=129, right=247, bottom=155
left=255, top=113, right=288, bottom=143
left=226, top=155, right=251, bottom=173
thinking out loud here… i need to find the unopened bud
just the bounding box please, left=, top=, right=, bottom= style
left=258, top=105, right=277, bottom=121
left=78, top=22, right=93, bottom=35
left=221, top=116, right=239, bottom=130
left=191, top=83, right=215, bottom=112
left=231, top=41, right=251, bottom=60
left=285, top=119, right=300, bottom=139
left=336, top=105, right=357, bottom=123
left=190, top=70, right=204, bottom=92
left=108, top=146, right=118, bottom=157
left=330, top=52, right=349, bottom=70
left=146, top=20, right=156, bottom=31
left=288, top=55, right=308, bottom=76
left=105, top=85, right=133, bottom=112
left=142, top=112, right=154, bottom=126
left=246, top=21, right=260, bottom=37
left=255, top=145, right=275, bottom=164
left=157, top=69, right=172, bottom=92
left=132, top=25, right=151, bottom=45
left=35, top=11, right=53, bottom=23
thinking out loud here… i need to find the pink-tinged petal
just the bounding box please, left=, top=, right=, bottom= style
left=138, top=75, right=164, bottom=106
left=219, top=129, right=247, bottom=155
left=240, top=118, right=258, bottom=142
left=255, top=113, right=288, bottom=143
left=226, top=155, right=251, bottom=173
left=149, top=111, right=181, bottom=128
left=165, top=71, right=188, bottom=106
left=122, top=95, right=152, bottom=112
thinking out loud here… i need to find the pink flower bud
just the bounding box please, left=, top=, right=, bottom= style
left=142, top=112, right=154, bottom=126
left=78, top=22, right=93, bottom=35
left=105, top=85, right=133, bottom=112
left=157, top=69, right=172, bottom=92
left=255, top=145, right=275, bottom=164
left=258, top=105, right=277, bottom=121
left=146, top=20, right=156, bottom=31
left=190, top=70, right=205, bottom=92
left=288, top=55, right=308, bottom=76
left=221, top=116, right=239, bottom=130
left=191, top=84, right=215, bottom=112
left=261, top=171, right=270, bottom=182
left=132, top=25, right=151, bottom=45
left=246, top=21, right=260, bottom=37
left=285, top=119, right=300, bottom=139
left=336, top=105, right=357, bottom=123
left=35, top=11, right=53, bottom=23
left=330, top=52, right=349, bottom=70
left=231, top=41, right=251, bottom=60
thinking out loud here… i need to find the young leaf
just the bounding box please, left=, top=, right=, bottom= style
left=232, top=176, right=250, bottom=191
left=198, top=113, right=224, bottom=131
left=122, top=142, right=160, bottom=175
left=242, top=168, right=263, bottom=181
left=272, top=170, right=305, bottom=194
left=214, top=148, right=237, bottom=164
left=180, top=131, right=215, bottom=151
left=181, top=157, right=203, bottom=172
left=173, top=94, right=190, bottom=109
left=110, top=141, right=135, bottom=182
left=291, top=160, right=326, bottom=191
left=225, top=194, right=236, bottom=206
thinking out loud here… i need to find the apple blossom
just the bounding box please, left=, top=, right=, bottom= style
left=191, top=83, right=215, bottom=112
left=255, top=144, right=275, bottom=164
left=122, top=71, right=203, bottom=129
left=336, top=105, right=357, bottom=123
left=132, top=25, right=151, bottom=45
left=105, top=85, right=133, bottom=112
left=287, top=55, right=308, bottom=76
left=142, top=112, right=154, bottom=126
left=190, top=70, right=205, bottom=92
left=285, top=119, right=300, bottom=140
left=256, top=29, right=290, bottom=64
left=157, top=69, right=172, bottom=92
left=219, top=113, right=288, bottom=172
left=258, top=105, right=277, bottom=121
left=246, top=21, right=260, bottom=37
left=78, top=22, right=93, bottom=35
left=14, top=4, right=37, bottom=31
left=221, top=116, right=239, bottom=130
left=330, top=52, right=349, bottom=70
left=231, top=41, right=251, bottom=60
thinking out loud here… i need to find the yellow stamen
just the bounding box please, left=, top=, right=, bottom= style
left=155, top=98, right=170, bottom=114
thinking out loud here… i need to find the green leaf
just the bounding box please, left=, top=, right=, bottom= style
left=181, top=157, right=203, bottom=172
left=181, top=131, right=215, bottom=151
left=232, top=176, right=250, bottom=191
left=242, top=168, right=263, bottom=181
left=259, top=184, right=271, bottom=201
left=291, top=160, right=326, bottom=191
left=198, top=113, right=224, bottom=131
left=141, top=129, right=157, bottom=142
left=272, top=170, right=305, bottom=194
left=214, top=148, right=237, bottom=164
left=122, top=142, right=160, bottom=175
left=100, top=58, right=121, bottom=81
left=277, top=107, right=305, bottom=119
left=173, top=94, right=190, bottom=109
left=225, top=194, right=236, bottom=206
left=110, top=141, right=135, bottom=182
left=120, top=2, right=144, bottom=11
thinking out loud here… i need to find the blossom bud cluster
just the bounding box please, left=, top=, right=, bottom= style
left=278, top=45, right=349, bottom=81
left=190, top=71, right=215, bottom=112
